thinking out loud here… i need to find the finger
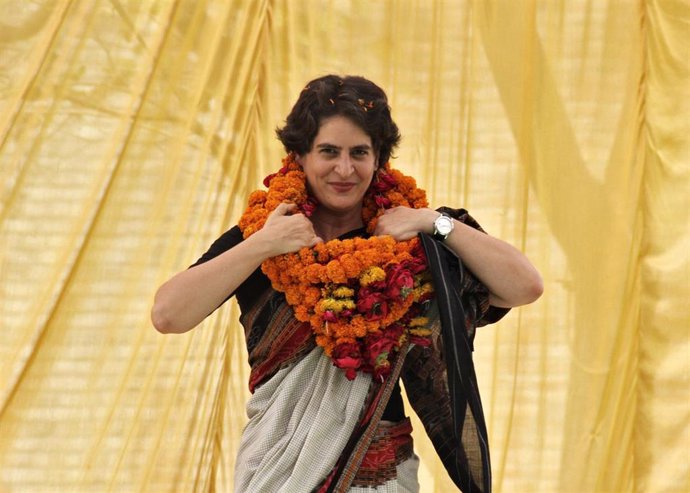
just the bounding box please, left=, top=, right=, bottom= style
left=374, top=217, right=391, bottom=234
left=271, top=202, right=297, bottom=216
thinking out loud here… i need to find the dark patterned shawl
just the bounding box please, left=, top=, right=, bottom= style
left=401, top=207, right=508, bottom=492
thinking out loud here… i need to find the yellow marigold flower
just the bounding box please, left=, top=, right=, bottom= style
left=332, top=286, right=355, bottom=298
left=320, top=298, right=356, bottom=313
left=413, top=282, right=434, bottom=301
left=408, top=328, right=432, bottom=337
left=338, top=299, right=356, bottom=311
left=320, top=298, right=341, bottom=312
left=409, top=317, right=429, bottom=328
left=360, top=266, right=386, bottom=286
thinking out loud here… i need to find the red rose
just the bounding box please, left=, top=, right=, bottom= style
left=361, top=333, right=395, bottom=382
left=404, top=257, right=427, bottom=275
left=383, top=323, right=406, bottom=343
left=372, top=360, right=391, bottom=382
left=417, top=290, right=434, bottom=304
left=385, top=264, right=414, bottom=299
left=410, top=240, right=426, bottom=259
left=367, top=280, right=386, bottom=291
left=300, top=196, right=318, bottom=217
left=373, top=171, right=397, bottom=192
left=262, top=165, right=290, bottom=187
left=400, top=304, right=421, bottom=323
left=322, top=310, right=337, bottom=322
left=374, top=194, right=392, bottom=209
left=262, top=172, right=278, bottom=188
left=356, top=289, right=389, bottom=321
left=409, top=335, right=432, bottom=347
left=365, top=332, right=397, bottom=365
left=332, top=342, right=363, bottom=380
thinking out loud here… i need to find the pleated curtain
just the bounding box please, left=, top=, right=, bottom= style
left=0, top=1, right=688, bottom=491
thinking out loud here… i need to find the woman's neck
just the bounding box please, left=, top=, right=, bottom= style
left=311, top=207, right=364, bottom=242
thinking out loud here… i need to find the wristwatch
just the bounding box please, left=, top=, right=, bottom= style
left=432, top=213, right=454, bottom=241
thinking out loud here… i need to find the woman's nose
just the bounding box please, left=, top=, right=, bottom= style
left=334, top=155, right=354, bottom=177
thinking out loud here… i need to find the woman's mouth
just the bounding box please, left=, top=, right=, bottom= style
left=329, top=182, right=356, bottom=193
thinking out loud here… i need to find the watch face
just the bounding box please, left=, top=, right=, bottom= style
left=436, top=216, right=453, bottom=235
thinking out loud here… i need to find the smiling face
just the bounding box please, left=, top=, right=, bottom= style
left=298, top=115, right=377, bottom=220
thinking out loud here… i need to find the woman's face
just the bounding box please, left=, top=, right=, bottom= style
left=298, top=115, right=377, bottom=216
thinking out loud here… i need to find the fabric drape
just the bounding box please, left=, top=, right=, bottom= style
left=0, top=1, right=687, bottom=492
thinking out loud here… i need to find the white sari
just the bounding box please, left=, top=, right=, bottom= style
left=234, top=346, right=419, bottom=493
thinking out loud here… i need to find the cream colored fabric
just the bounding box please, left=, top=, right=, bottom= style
left=0, top=1, right=687, bottom=492
left=234, top=347, right=371, bottom=492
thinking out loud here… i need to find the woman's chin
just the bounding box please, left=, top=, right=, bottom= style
left=316, top=200, right=363, bottom=216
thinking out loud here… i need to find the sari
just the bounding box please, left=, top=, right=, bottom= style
left=194, top=208, right=508, bottom=492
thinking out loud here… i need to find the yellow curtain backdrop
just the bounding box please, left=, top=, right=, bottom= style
left=0, top=0, right=687, bottom=492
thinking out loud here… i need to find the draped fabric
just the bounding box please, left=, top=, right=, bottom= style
left=0, top=1, right=688, bottom=492
left=412, top=233, right=494, bottom=492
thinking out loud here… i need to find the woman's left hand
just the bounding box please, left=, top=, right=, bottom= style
left=376, top=206, right=543, bottom=307
left=374, top=206, right=437, bottom=241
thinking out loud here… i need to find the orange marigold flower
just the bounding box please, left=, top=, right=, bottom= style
left=325, top=260, right=347, bottom=284
left=294, top=305, right=310, bottom=321
left=350, top=317, right=368, bottom=338
left=299, top=247, right=316, bottom=265
left=304, top=287, right=321, bottom=305
left=248, top=190, right=267, bottom=206
left=314, top=243, right=330, bottom=263
left=305, top=263, right=325, bottom=283
left=339, top=254, right=361, bottom=278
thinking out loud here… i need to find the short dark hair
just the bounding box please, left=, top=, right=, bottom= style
left=276, top=75, right=401, bottom=165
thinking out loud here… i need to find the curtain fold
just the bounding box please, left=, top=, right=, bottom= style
left=0, top=1, right=687, bottom=491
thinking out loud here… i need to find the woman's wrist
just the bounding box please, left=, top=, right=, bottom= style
left=245, top=227, right=282, bottom=260
left=421, top=208, right=442, bottom=235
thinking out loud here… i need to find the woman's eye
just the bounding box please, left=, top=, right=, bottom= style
left=320, top=148, right=337, bottom=156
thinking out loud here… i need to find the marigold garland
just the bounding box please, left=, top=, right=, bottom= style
left=238, top=154, right=435, bottom=381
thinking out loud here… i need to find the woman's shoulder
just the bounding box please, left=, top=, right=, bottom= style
left=190, top=225, right=244, bottom=268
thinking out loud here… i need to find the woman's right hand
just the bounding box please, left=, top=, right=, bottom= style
left=257, top=202, right=323, bottom=256
left=151, top=203, right=322, bottom=334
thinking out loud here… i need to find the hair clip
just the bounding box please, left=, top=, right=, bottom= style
left=329, top=98, right=335, bottom=105
left=357, top=99, right=374, bottom=111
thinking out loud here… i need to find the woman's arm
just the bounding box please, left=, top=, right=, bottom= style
left=374, top=207, right=543, bottom=308
left=151, top=203, right=322, bottom=334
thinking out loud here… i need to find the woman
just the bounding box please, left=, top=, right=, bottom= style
left=152, top=75, right=542, bottom=493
